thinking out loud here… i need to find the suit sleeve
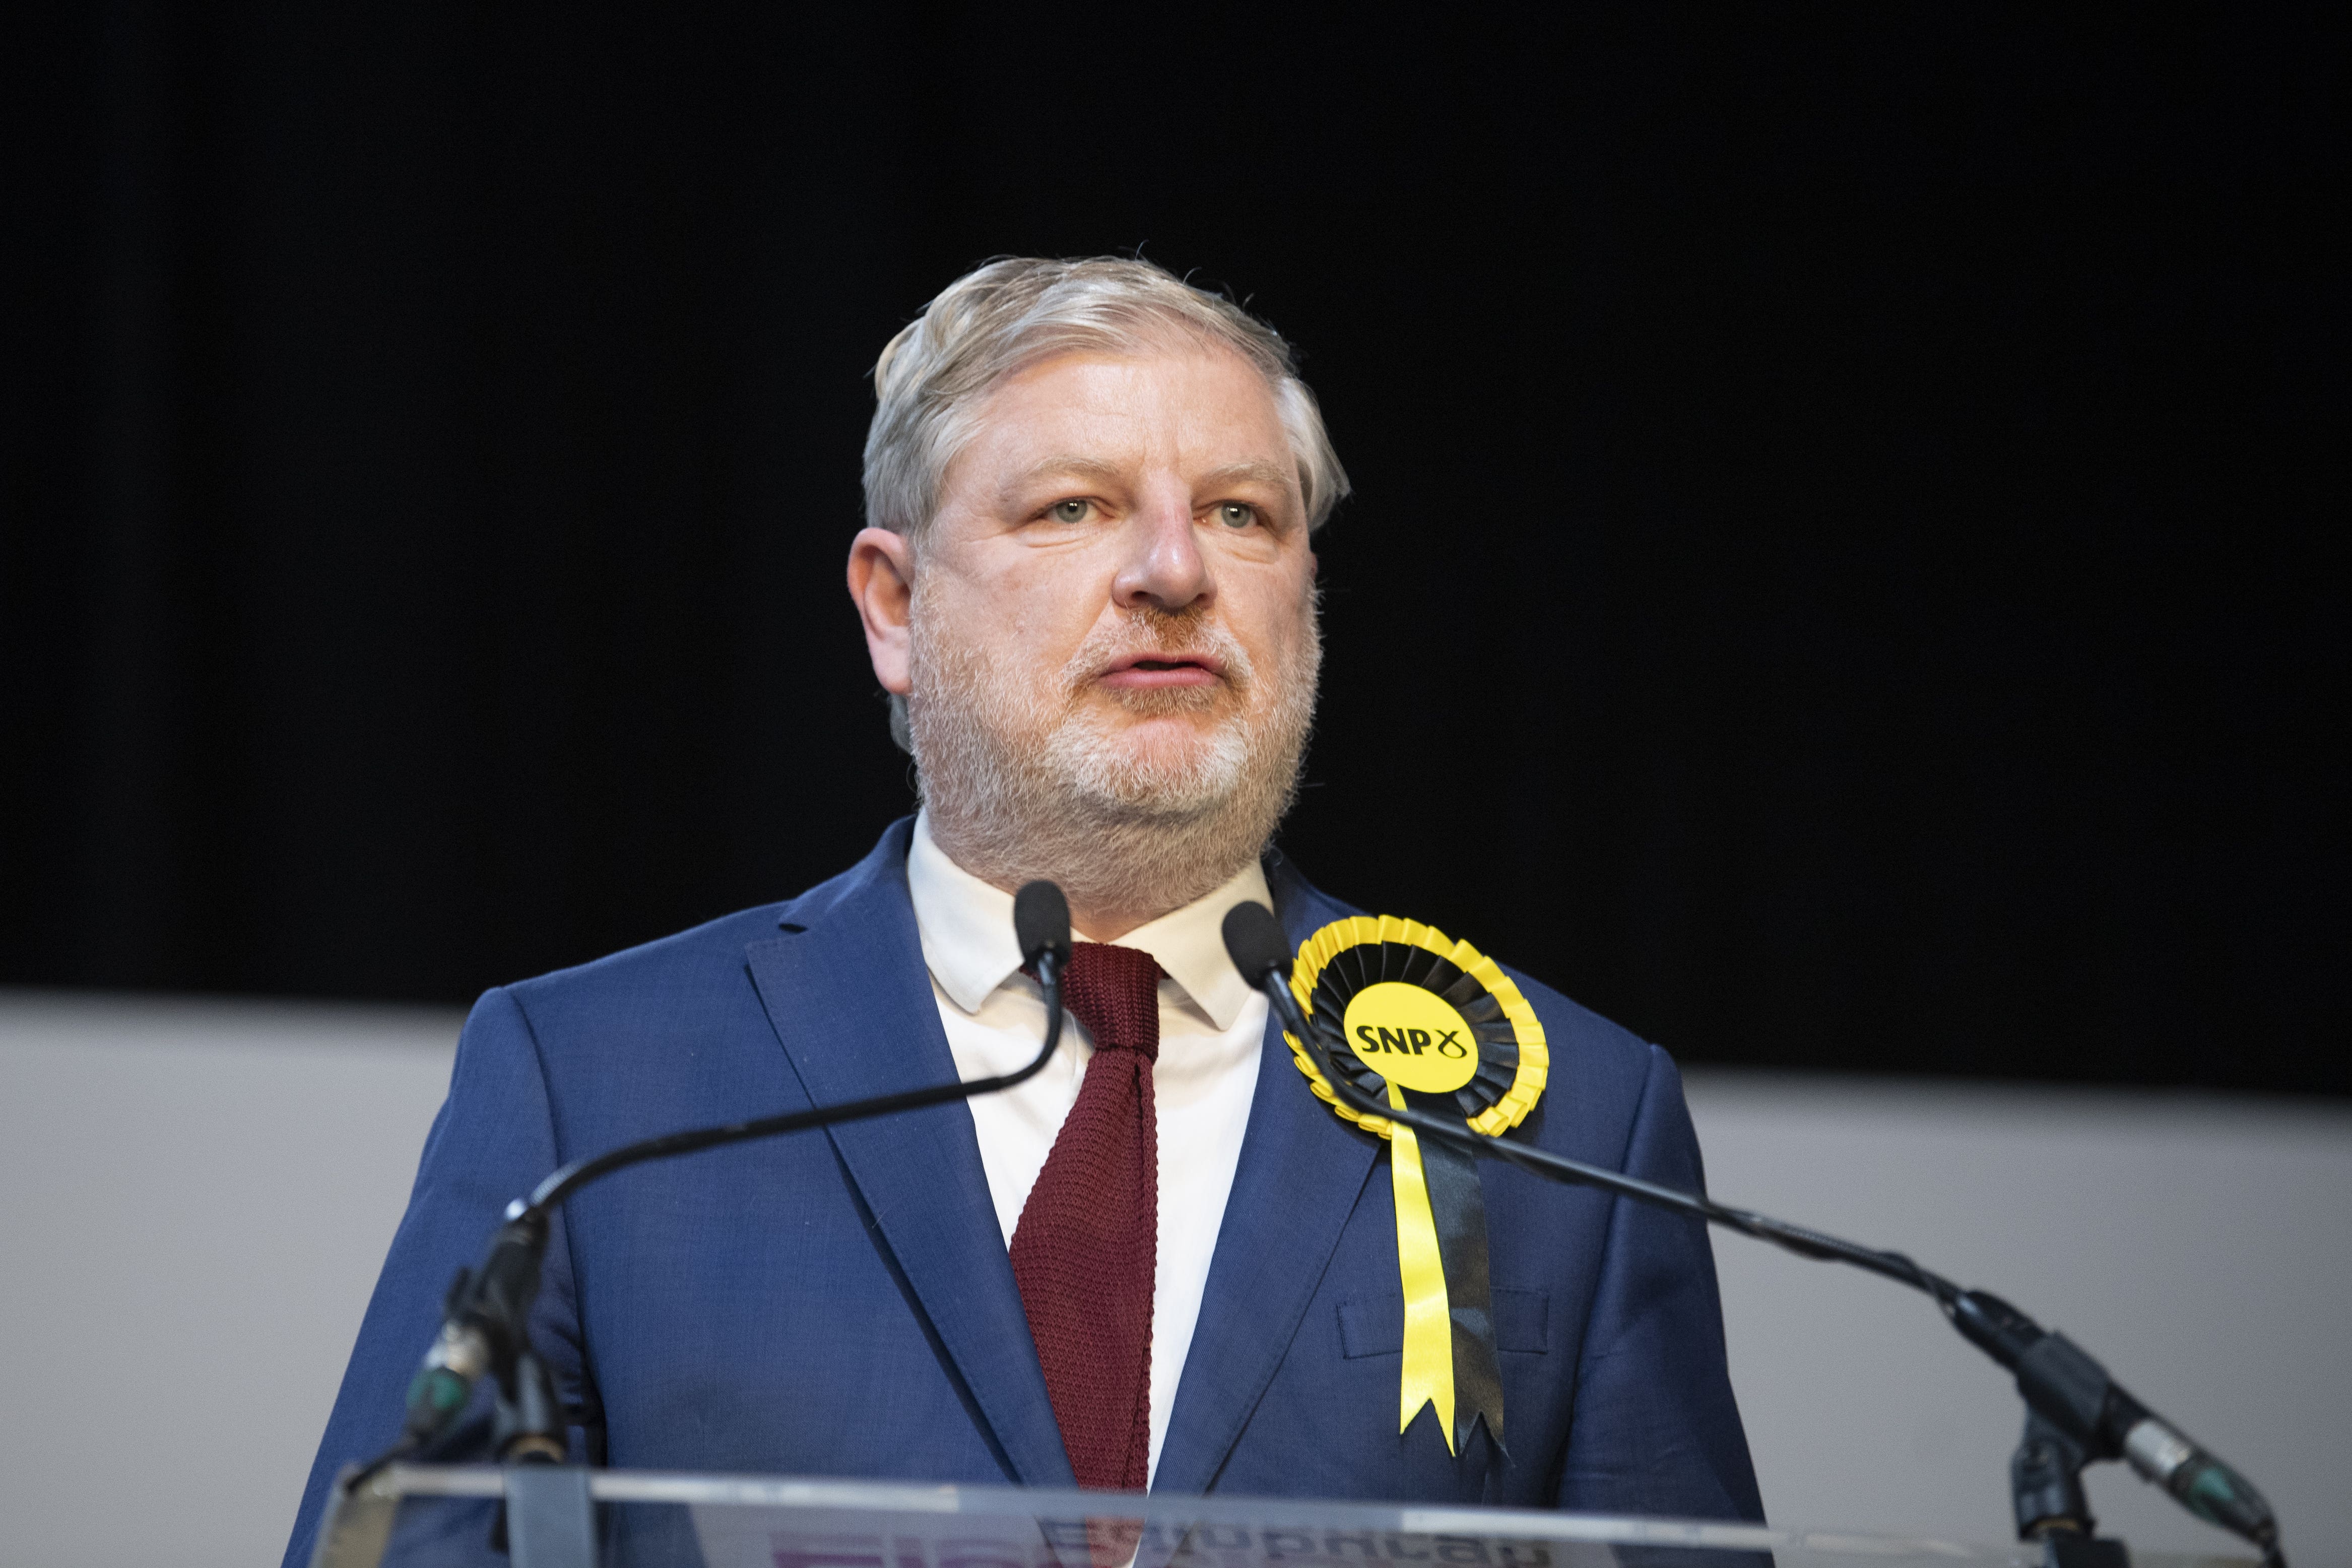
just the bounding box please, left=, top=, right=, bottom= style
left=281, top=987, right=591, bottom=1568
left=1552, top=1044, right=1766, bottom=1522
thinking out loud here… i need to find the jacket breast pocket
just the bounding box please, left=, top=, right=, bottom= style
left=1336, top=1288, right=1550, bottom=1358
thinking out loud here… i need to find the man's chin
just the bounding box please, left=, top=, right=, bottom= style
left=1053, top=730, right=1246, bottom=817
left=1069, top=703, right=1232, bottom=754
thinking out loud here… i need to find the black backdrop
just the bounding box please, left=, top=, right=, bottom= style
left=3, top=8, right=2342, bottom=1091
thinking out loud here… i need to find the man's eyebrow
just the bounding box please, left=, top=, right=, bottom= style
left=1194, top=459, right=1296, bottom=493
left=998, top=455, right=1128, bottom=503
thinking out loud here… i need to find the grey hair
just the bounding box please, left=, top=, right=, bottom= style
left=861, top=256, right=1350, bottom=544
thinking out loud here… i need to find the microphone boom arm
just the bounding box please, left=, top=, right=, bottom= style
left=360, top=883, right=1077, bottom=1492
left=519, top=950, right=1065, bottom=1223
left=1222, top=901, right=2282, bottom=1568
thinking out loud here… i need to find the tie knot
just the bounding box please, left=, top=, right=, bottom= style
left=1060, top=941, right=1165, bottom=1061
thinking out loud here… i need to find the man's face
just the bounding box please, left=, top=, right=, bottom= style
left=853, top=345, right=1322, bottom=841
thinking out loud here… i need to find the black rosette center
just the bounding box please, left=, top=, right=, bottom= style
left=1303, top=940, right=1523, bottom=1126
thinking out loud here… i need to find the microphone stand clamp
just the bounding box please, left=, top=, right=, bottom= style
left=2011, top=1409, right=2127, bottom=1568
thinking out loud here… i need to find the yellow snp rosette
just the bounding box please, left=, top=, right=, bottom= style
left=1284, top=915, right=1548, bottom=1458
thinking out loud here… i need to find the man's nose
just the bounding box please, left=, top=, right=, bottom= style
left=1110, top=495, right=1212, bottom=612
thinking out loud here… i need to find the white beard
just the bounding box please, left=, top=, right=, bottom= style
left=905, top=592, right=1320, bottom=925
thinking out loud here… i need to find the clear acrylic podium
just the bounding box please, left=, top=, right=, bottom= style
left=311, top=1466, right=2256, bottom=1568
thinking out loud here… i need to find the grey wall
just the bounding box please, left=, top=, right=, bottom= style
left=2, top=992, right=2344, bottom=1568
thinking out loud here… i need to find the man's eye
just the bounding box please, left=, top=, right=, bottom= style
left=1048, top=499, right=1093, bottom=524
left=1216, top=503, right=1257, bottom=529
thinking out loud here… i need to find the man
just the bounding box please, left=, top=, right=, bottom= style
left=285, top=257, right=1762, bottom=1565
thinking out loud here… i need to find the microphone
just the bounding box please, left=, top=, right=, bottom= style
left=1220, top=900, right=2284, bottom=1565
left=368, top=879, right=1075, bottom=1482
left=1218, top=900, right=1296, bottom=1007
left=1013, top=878, right=1073, bottom=982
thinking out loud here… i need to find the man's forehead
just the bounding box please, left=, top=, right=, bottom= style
left=961, top=350, right=1297, bottom=490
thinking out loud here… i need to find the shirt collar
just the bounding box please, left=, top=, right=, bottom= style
left=906, top=810, right=1272, bottom=1031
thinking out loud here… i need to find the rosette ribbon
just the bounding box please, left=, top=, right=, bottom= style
left=1284, top=916, right=1548, bottom=1457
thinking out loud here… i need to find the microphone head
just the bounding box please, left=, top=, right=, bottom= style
left=1013, top=880, right=1072, bottom=969
left=1221, top=900, right=1290, bottom=985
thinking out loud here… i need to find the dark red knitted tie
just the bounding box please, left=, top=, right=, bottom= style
left=1010, top=940, right=1164, bottom=1491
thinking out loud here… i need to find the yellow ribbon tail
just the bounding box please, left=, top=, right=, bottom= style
left=1388, top=1083, right=1456, bottom=1453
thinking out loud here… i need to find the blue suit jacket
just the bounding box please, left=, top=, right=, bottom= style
left=286, top=820, right=1761, bottom=1564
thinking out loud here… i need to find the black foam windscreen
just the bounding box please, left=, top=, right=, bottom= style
left=1013, top=880, right=1072, bottom=968
left=1220, top=900, right=1290, bottom=984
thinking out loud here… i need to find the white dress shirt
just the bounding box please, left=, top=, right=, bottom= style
left=905, top=811, right=1268, bottom=1486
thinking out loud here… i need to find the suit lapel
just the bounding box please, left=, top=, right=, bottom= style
left=742, top=824, right=1074, bottom=1488
left=1152, top=854, right=1382, bottom=1494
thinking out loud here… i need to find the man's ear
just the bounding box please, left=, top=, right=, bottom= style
left=847, top=527, right=916, bottom=694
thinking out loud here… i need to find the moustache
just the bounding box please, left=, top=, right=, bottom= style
left=1060, top=611, right=1255, bottom=694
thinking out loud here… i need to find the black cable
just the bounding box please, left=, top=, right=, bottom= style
left=1278, top=992, right=1966, bottom=1306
